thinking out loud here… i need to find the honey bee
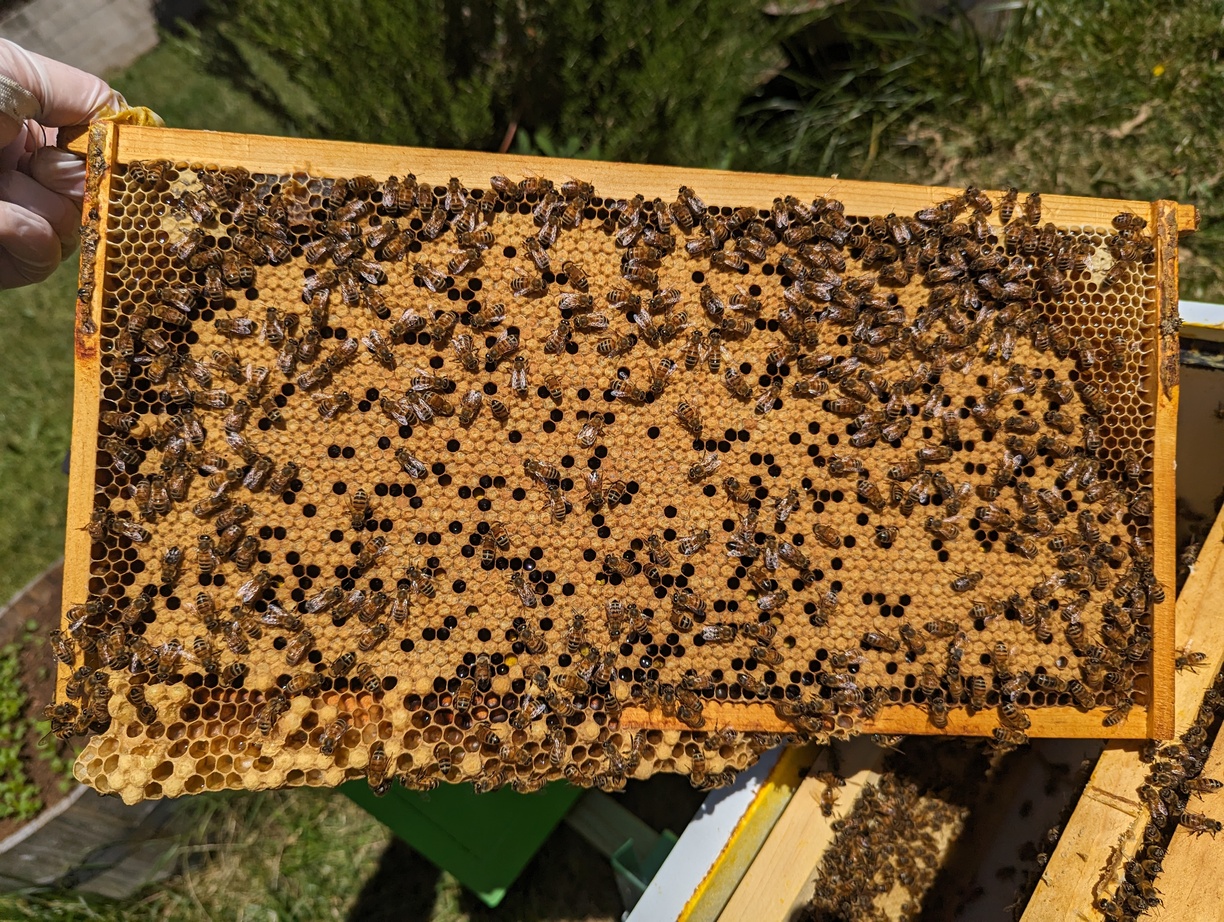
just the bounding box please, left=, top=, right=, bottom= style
left=718, top=476, right=750, bottom=505
left=596, top=333, right=638, bottom=358
left=509, top=272, right=549, bottom=298
left=311, top=714, right=350, bottom=758
left=674, top=401, right=704, bottom=439
left=551, top=258, right=589, bottom=293
left=444, top=675, right=477, bottom=714
left=688, top=451, right=722, bottom=483
left=364, top=741, right=391, bottom=795
left=609, top=377, right=649, bottom=403
left=1180, top=812, right=1223, bottom=837
left=577, top=413, right=606, bottom=448
left=677, top=528, right=711, bottom=556
left=488, top=174, right=522, bottom=201
left=481, top=330, right=520, bottom=368
left=348, top=663, right=380, bottom=696
left=353, top=621, right=388, bottom=652
left=807, top=518, right=843, bottom=549
left=772, top=487, right=799, bottom=525
left=853, top=480, right=885, bottom=514
left=541, top=319, right=574, bottom=359
left=510, top=572, right=538, bottom=609
left=153, top=544, right=185, bottom=590
left=521, top=458, right=560, bottom=490
left=603, top=554, right=636, bottom=579
left=924, top=515, right=963, bottom=542
left=513, top=617, right=548, bottom=655
left=251, top=689, right=290, bottom=736
left=124, top=685, right=158, bottom=725
left=948, top=570, right=984, bottom=593
left=1176, top=644, right=1208, bottom=673
left=523, top=369, right=557, bottom=402
left=583, top=469, right=605, bottom=510
left=736, top=672, right=768, bottom=697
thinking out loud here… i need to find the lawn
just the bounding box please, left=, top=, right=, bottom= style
left=1, top=2, right=1223, bottom=919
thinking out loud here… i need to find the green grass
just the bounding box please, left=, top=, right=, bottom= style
left=3, top=789, right=390, bottom=921
left=0, top=262, right=76, bottom=606
left=108, top=32, right=293, bottom=138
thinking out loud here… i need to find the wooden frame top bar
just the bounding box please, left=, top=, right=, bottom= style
left=70, top=124, right=1196, bottom=234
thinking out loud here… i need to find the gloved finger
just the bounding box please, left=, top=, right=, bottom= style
left=27, top=145, right=85, bottom=202
left=0, top=197, right=61, bottom=287
left=0, top=168, right=79, bottom=245
left=0, top=39, right=126, bottom=149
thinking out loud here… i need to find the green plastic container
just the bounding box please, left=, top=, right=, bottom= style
left=342, top=779, right=584, bottom=907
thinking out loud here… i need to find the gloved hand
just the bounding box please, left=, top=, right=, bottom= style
left=0, top=40, right=128, bottom=287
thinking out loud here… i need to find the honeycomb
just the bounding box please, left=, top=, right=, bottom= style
left=56, top=128, right=1177, bottom=804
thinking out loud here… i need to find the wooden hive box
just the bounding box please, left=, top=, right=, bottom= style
left=56, top=123, right=1192, bottom=804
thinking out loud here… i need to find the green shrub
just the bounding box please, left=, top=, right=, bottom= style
left=204, top=0, right=797, bottom=167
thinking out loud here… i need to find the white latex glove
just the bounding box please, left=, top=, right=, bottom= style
left=0, top=40, right=128, bottom=287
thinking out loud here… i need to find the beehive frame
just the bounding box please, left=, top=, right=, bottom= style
left=58, top=124, right=1188, bottom=804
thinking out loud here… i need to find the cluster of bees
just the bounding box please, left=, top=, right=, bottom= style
left=1094, top=661, right=1223, bottom=921
left=800, top=741, right=975, bottom=921
left=60, top=150, right=1165, bottom=800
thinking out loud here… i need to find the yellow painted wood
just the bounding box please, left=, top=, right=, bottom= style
left=679, top=743, right=820, bottom=922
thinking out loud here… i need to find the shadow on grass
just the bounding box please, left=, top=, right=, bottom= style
left=346, top=825, right=622, bottom=922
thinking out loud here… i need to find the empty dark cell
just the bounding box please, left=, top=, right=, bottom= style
left=374, top=484, right=389, bottom=497
left=327, top=445, right=341, bottom=459
left=341, top=447, right=355, bottom=459
left=477, top=498, right=492, bottom=512
left=332, top=482, right=348, bottom=495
